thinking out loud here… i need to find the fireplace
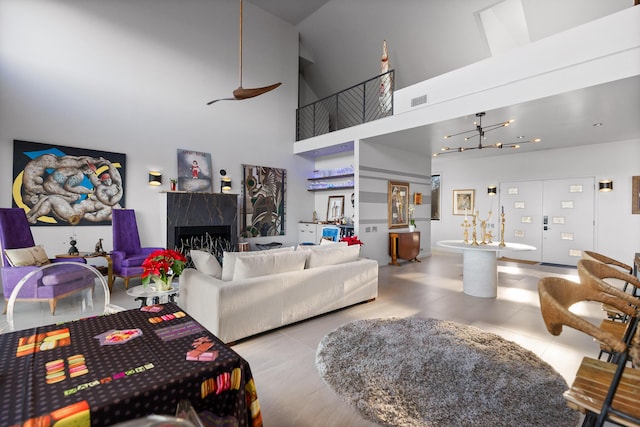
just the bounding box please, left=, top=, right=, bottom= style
left=166, top=192, right=238, bottom=250
left=174, top=225, right=231, bottom=248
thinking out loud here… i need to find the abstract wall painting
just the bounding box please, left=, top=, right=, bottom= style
left=242, top=164, right=286, bottom=237
left=12, top=140, right=126, bottom=226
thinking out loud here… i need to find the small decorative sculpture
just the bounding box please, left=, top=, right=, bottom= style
left=68, top=237, right=79, bottom=255
left=94, top=238, right=105, bottom=255
left=485, top=229, right=494, bottom=244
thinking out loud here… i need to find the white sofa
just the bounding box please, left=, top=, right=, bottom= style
left=178, top=244, right=378, bottom=343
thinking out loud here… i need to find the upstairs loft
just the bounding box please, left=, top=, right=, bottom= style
left=293, top=7, right=640, bottom=159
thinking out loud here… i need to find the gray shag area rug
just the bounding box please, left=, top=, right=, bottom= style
left=316, top=317, right=578, bottom=427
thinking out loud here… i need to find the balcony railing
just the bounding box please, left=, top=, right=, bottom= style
left=296, top=70, right=394, bottom=141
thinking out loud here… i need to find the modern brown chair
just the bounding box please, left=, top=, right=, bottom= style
left=538, top=276, right=640, bottom=426
left=583, top=251, right=633, bottom=275
left=582, top=251, right=638, bottom=321
left=578, top=259, right=640, bottom=360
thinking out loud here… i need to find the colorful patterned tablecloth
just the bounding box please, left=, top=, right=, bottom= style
left=0, top=302, right=262, bottom=427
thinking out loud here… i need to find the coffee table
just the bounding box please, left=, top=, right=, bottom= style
left=126, top=284, right=178, bottom=307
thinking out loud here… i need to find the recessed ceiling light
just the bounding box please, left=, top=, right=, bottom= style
left=593, top=123, right=603, bottom=127
left=517, top=135, right=525, bottom=139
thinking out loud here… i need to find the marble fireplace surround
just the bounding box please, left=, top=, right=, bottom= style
left=165, top=192, right=238, bottom=250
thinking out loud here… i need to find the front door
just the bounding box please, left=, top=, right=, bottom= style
left=541, top=177, right=595, bottom=266
left=499, top=180, right=542, bottom=263
left=499, top=177, right=595, bottom=266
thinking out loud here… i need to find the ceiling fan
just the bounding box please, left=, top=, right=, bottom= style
left=207, top=0, right=281, bottom=105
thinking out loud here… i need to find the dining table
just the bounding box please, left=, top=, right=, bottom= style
left=437, top=240, right=536, bottom=297
left=0, top=302, right=262, bottom=427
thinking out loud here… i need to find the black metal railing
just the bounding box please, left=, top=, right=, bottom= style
left=296, top=70, right=394, bottom=141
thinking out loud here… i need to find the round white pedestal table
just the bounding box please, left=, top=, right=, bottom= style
left=436, top=240, right=536, bottom=298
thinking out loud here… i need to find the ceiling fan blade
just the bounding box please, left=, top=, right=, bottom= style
left=206, top=97, right=237, bottom=105
left=232, top=83, right=282, bottom=100
left=207, top=83, right=282, bottom=105
left=207, top=0, right=281, bottom=106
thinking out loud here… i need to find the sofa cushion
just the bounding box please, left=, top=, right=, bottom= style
left=4, top=245, right=51, bottom=267
left=233, top=250, right=307, bottom=280
left=40, top=265, right=94, bottom=286
left=190, top=250, right=222, bottom=279
left=306, top=245, right=360, bottom=269
left=221, top=246, right=294, bottom=281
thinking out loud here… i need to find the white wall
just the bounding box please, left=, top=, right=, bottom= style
left=0, top=0, right=312, bottom=256
left=432, top=139, right=640, bottom=265
left=358, top=142, right=431, bottom=264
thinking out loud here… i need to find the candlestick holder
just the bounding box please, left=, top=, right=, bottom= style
left=499, top=211, right=506, bottom=247
left=471, top=212, right=479, bottom=246
left=461, top=219, right=470, bottom=243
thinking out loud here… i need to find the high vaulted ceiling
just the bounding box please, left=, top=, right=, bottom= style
left=249, top=0, right=639, bottom=158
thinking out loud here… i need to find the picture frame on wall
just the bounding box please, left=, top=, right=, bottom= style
left=12, top=140, right=126, bottom=226
left=453, top=189, right=475, bottom=215
left=388, top=180, right=410, bottom=228
left=326, top=195, right=344, bottom=222
left=177, top=149, right=213, bottom=193
left=633, top=176, right=640, bottom=214
left=241, top=164, right=286, bottom=237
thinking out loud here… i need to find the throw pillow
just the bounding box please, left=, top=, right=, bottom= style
left=4, top=245, right=51, bottom=267
left=320, top=238, right=339, bottom=245
left=190, top=250, right=222, bottom=279
left=306, top=245, right=360, bottom=269
left=232, top=250, right=307, bottom=280
left=221, top=246, right=294, bottom=281
left=297, top=241, right=348, bottom=251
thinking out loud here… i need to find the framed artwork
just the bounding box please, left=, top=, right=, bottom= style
left=453, top=189, right=475, bottom=215
left=241, top=164, right=286, bottom=237
left=326, top=195, right=344, bottom=222
left=12, top=140, right=126, bottom=226
left=633, top=176, right=640, bottom=214
left=413, top=192, right=423, bottom=205
left=388, top=180, right=410, bottom=228
left=177, top=149, right=213, bottom=192
left=431, top=174, right=441, bottom=220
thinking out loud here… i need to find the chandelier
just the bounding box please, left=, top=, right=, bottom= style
left=433, top=112, right=540, bottom=156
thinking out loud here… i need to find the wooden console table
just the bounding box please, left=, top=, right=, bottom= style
left=389, top=231, right=421, bottom=266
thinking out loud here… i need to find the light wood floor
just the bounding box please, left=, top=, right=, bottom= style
left=231, top=250, right=604, bottom=427
left=1, top=251, right=610, bottom=426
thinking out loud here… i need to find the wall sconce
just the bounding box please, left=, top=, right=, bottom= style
left=599, top=180, right=613, bottom=192
left=487, top=185, right=497, bottom=195
left=148, top=171, right=162, bottom=186
left=220, top=169, right=232, bottom=193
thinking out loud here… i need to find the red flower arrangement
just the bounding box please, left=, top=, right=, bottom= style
left=340, top=235, right=364, bottom=246
left=141, top=249, right=187, bottom=288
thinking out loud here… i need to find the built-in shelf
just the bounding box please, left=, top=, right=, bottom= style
left=307, top=170, right=354, bottom=191
left=307, top=173, right=354, bottom=181
left=307, top=186, right=354, bottom=192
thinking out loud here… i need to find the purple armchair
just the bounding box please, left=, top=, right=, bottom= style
left=0, top=208, right=96, bottom=314
left=111, top=209, right=163, bottom=289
